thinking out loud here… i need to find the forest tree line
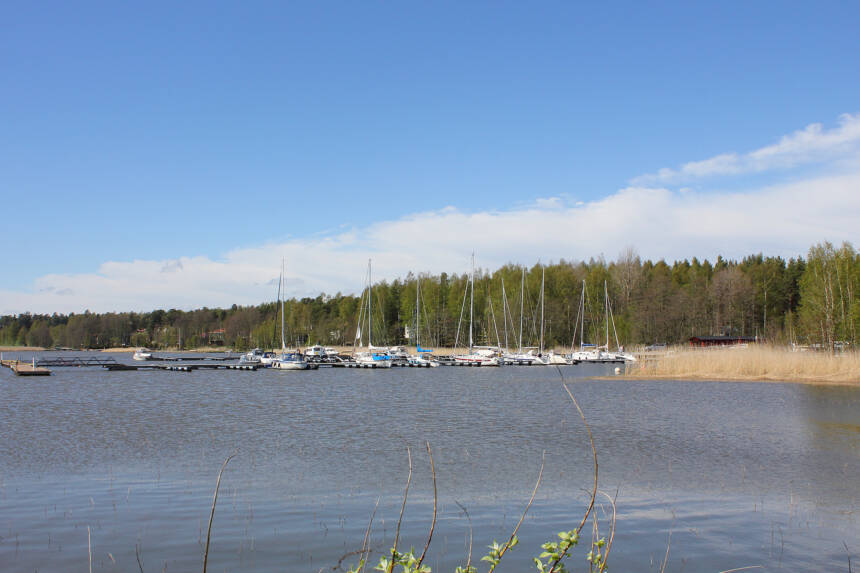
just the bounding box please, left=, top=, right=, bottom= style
left=1, top=241, right=857, bottom=352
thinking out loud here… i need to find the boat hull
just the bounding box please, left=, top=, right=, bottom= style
left=271, top=360, right=310, bottom=370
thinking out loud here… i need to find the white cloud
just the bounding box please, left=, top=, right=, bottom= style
left=633, top=113, right=860, bottom=185
left=3, top=171, right=859, bottom=315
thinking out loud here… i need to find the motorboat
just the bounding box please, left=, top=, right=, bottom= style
left=239, top=348, right=265, bottom=365
left=260, top=351, right=278, bottom=366
left=354, top=346, right=393, bottom=368
left=133, top=348, right=153, bottom=361
left=453, top=346, right=500, bottom=366
left=304, top=345, right=342, bottom=363
left=407, top=353, right=439, bottom=367
left=272, top=351, right=312, bottom=370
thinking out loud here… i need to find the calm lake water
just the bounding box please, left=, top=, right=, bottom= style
left=1, top=352, right=858, bottom=572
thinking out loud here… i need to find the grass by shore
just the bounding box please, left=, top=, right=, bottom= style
left=626, top=345, right=860, bottom=386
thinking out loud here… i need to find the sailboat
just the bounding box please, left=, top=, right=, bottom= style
left=537, top=266, right=569, bottom=365
left=569, top=280, right=631, bottom=363
left=271, top=260, right=313, bottom=370
left=453, top=255, right=501, bottom=366
left=500, top=265, right=566, bottom=365
left=353, top=259, right=393, bottom=368
left=502, top=267, right=540, bottom=365
left=407, top=275, right=439, bottom=367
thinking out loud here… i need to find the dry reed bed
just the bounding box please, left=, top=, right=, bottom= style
left=627, top=345, right=860, bottom=385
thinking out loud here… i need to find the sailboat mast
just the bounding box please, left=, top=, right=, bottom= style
left=501, top=278, right=508, bottom=352
left=519, top=267, right=524, bottom=353
left=604, top=280, right=609, bottom=350
left=540, top=266, right=545, bottom=355
left=580, top=279, right=585, bottom=351
left=280, top=259, right=286, bottom=351
left=469, top=253, right=475, bottom=352
left=415, top=275, right=420, bottom=350
left=368, top=259, right=372, bottom=348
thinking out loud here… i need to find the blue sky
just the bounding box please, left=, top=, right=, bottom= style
left=2, top=1, right=859, bottom=313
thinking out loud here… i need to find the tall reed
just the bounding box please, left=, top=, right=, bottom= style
left=628, top=345, right=860, bottom=384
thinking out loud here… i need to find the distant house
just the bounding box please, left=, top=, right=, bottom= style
left=689, top=335, right=757, bottom=347
left=205, top=328, right=226, bottom=346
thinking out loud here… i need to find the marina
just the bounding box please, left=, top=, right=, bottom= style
left=1, top=349, right=596, bottom=375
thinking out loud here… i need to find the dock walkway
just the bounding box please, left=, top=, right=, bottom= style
left=103, top=363, right=261, bottom=372
left=1, top=359, right=52, bottom=376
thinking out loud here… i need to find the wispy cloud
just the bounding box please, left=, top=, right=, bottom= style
left=632, top=113, right=860, bottom=185
left=3, top=171, right=859, bottom=315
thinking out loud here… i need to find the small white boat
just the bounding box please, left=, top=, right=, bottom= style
left=133, top=348, right=153, bottom=361
left=239, top=348, right=265, bottom=365
left=271, top=351, right=311, bottom=370
left=304, top=345, right=341, bottom=361
left=354, top=347, right=393, bottom=368
left=453, top=347, right=501, bottom=366
left=542, top=350, right=570, bottom=365
left=502, top=348, right=541, bottom=365
left=407, top=354, right=439, bottom=367
left=260, top=351, right=278, bottom=366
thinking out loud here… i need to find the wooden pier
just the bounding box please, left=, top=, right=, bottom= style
left=1, top=359, right=52, bottom=376
left=36, top=357, right=118, bottom=367
left=103, top=363, right=262, bottom=372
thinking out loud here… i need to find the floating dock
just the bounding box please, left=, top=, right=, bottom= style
left=1, top=359, right=52, bottom=376
left=36, top=357, right=118, bottom=367
left=103, top=363, right=262, bottom=372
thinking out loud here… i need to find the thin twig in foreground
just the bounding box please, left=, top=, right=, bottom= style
left=546, top=367, right=600, bottom=573
left=135, top=541, right=145, bottom=573
left=454, top=500, right=474, bottom=572
left=203, top=452, right=237, bottom=573
left=358, top=498, right=380, bottom=573
left=415, top=442, right=437, bottom=571
left=88, top=525, right=93, bottom=573
left=719, top=567, right=764, bottom=573
left=597, top=490, right=618, bottom=572
left=489, top=450, right=546, bottom=573
left=388, top=446, right=413, bottom=573
left=659, top=528, right=672, bottom=573
left=563, top=382, right=598, bottom=536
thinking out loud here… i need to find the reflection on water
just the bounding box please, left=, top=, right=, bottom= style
left=0, top=352, right=857, bottom=571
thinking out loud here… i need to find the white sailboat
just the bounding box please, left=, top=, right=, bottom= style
left=453, top=254, right=500, bottom=366
left=353, top=259, right=392, bottom=368
left=502, top=267, right=540, bottom=365
left=538, top=266, right=568, bottom=365
left=501, top=265, right=566, bottom=365
left=272, top=260, right=312, bottom=370
left=407, top=275, right=439, bottom=367
left=569, top=280, right=631, bottom=363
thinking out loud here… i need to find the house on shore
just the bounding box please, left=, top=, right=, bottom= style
left=688, top=335, right=757, bottom=347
